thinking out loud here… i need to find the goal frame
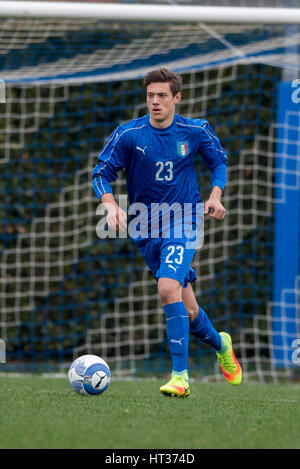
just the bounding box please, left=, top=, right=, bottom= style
left=0, top=1, right=300, bottom=24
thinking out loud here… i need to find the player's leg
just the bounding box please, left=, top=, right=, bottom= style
left=158, top=277, right=190, bottom=397
left=182, top=282, right=242, bottom=386
left=181, top=281, right=199, bottom=322
left=158, top=277, right=182, bottom=306
left=157, top=240, right=200, bottom=396
left=134, top=239, right=190, bottom=396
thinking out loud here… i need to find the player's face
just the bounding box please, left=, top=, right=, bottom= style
left=146, top=82, right=181, bottom=128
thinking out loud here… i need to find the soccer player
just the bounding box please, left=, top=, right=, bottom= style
left=92, top=68, right=242, bottom=397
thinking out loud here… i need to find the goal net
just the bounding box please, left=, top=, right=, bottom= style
left=1, top=12, right=299, bottom=381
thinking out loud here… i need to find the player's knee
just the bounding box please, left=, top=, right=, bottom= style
left=158, top=279, right=181, bottom=306
left=186, top=306, right=199, bottom=322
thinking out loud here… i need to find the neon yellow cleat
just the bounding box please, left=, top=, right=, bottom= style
left=217, top=332, right=242, bottom=386
left=160, top=375, right=190, bottom=398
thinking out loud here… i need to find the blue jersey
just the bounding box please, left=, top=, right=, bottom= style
left=92, top=114, right=227, bottom=208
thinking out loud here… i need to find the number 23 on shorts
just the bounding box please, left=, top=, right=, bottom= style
left=165, top=245, right=184, bottom=265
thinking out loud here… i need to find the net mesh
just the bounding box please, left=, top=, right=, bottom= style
left=0, top=17, right=299, bottom=380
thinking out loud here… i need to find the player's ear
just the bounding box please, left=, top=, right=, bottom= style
left=174, top=92, right=181, bottom=104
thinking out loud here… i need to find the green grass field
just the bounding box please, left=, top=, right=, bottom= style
left=0, top=376, right=299, bottom=449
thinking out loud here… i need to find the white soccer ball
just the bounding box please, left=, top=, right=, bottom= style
left=68, top=354, right=111, bottom=396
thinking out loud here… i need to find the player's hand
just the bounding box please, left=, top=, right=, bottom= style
left=106, top=204, right=127, bottom=232
left=204, top=198, right=226, bottom=220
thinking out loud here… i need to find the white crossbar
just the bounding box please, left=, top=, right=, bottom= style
left=0, top=2, right=299, bottom=24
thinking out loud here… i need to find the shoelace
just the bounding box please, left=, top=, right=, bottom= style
left=217, top=349, right=236, bottom=372
left=171, top=376, right=188, bottom=388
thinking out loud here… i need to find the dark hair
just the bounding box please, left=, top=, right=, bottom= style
left=143, top=68, right=182, bottom=96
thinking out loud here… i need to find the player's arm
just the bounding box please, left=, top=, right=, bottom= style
left=204, top=185, right=226, bottom=220
left=197, top=122, right=227, bottom=220
left=92, top=127, right=127, bottom=232
left=101, top=193, right=127, bottom=232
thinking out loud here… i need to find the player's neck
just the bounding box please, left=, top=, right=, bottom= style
left=149, top=113, right=175, bottom=129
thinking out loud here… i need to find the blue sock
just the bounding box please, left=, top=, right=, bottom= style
left=190, top=306, right=221, bottom=351
left=163, top=302, right=190, bottom=374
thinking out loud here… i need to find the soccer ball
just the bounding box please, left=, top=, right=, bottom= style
left=68, top=354, right=111, bottom=396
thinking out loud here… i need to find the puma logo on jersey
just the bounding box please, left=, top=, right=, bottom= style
left=168, top=264, right=178, bottom=272
left=136, top=145, right=147, bottom=155
left=170, top=338, right=184, bottom=346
